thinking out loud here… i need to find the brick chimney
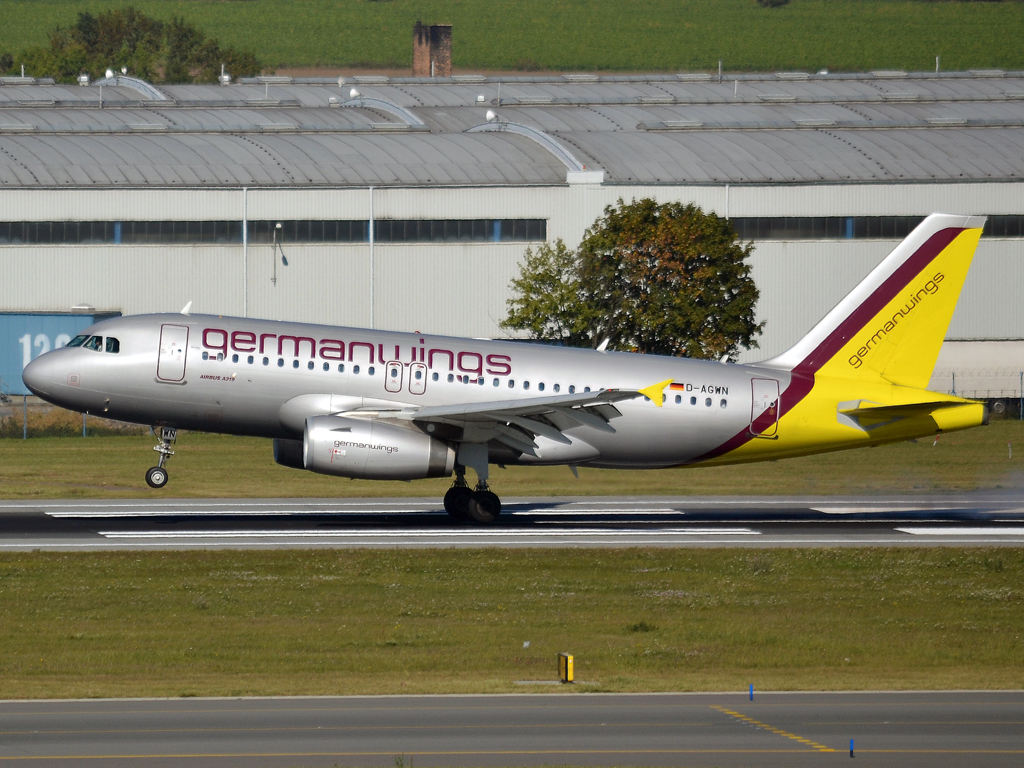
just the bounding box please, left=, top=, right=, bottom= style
left=412, top=22, right=452, bottom=77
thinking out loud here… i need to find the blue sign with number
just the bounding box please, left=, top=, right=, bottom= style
left=0, top=314, right=104, bottom=397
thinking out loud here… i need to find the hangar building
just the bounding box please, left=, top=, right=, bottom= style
left=1, top=69, right=1023, bottom=403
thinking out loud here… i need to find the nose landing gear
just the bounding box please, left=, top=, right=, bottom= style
left=145, top=427, right=176, bottom=489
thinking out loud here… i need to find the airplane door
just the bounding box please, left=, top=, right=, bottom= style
left=750, top=378, right=780, bottom=437
left=157, top=324, right=189, bottom=382
left=385, top=360, right=404, bottom=393
left=408, top=362, right=427, bottom=395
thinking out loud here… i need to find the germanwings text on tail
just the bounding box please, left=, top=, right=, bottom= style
left=23, top=214, right=988, bottom=523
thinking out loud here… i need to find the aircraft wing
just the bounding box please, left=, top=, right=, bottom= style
left=393, top=388, right=644, bottom=453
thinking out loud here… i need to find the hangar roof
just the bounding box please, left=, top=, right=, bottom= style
left=1, top=71, right=1023, bottom=188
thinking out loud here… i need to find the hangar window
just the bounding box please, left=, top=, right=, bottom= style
left=0, top=218, right=550, bottom=245
left=373, top=219, right=546, bottom=243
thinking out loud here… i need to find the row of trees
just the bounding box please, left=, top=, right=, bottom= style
left=0, top=6, right=262, bottom=84
left=502, top=199, right=762, bottom=361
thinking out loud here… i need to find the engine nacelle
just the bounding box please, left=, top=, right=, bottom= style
left=303, top=415, right=455, bottom=480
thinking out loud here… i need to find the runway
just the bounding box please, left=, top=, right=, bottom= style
left=0, top=691, right=1021, bottom=767
left=1, top=492, right=1024, bottom=549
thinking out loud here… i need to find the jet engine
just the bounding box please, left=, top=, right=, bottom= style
left=296, top=415, right=454, bottom=480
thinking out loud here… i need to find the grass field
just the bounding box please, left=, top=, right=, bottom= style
left=2, top=0, right=1024, bottom=74
left=1, top=418, right=1022, bottom=499
left=0, top=547, right=1019, bottom=698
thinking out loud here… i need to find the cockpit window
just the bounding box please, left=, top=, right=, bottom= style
left=105, top=337, right=120, bottom=354
left=83, top=336, right=103, bottom=351
left=66, top=334, right=89, bottom=348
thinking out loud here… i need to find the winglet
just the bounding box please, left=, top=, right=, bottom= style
left=638, top=378, right=674, bottom=407
left=180, top=301, right=193, bottom=316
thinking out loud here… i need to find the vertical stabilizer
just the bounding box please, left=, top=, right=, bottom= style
left=761, top=214, right=985, bottom=389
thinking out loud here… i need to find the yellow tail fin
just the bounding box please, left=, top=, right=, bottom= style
left=764, top=214, right=985, bottom=388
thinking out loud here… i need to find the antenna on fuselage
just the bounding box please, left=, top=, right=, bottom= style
left=180, top=301, right=192, bottom=316
left=596, top=338, right=610, bottom=353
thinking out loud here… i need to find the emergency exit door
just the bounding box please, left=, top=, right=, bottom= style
left=750, top=378, right=780, bottom=437
left=157, top=324, right=189, bottom=382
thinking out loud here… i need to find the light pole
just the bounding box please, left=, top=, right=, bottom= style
left=271, top=222, right=282, bottom=286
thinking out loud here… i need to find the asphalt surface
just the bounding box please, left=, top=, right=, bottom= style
left=0, top=691, right=1021, bottom=767
left=1, top=492, right=1024, bottom=549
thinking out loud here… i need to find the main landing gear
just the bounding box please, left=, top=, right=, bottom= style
left=443, top=462, right=502, bottom=524
left=145, top=427, right=176, bottom=489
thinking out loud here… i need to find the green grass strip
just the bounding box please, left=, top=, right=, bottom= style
left=2, top=0, right=1024, bottom=73
left=1, top=419, right=1022, bottom=499
left=0, top=547, right=1020, bottom=698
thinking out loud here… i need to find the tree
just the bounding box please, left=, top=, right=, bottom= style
left=14, top=6, right=262, bottom=84
left=502, top=240, right=595, bottom=348
left=502, top=199, right=762, bottom=361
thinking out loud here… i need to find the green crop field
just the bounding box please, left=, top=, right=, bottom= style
left=0, top=416, right=1022, bottom=499
left=2, top=0, right=1023, bottom=74
left=0, top=547, right=1020, bottom=698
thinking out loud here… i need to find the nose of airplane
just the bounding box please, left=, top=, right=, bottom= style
left=21, top=353, right=54, bottom=397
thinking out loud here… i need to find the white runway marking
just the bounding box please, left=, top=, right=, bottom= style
left=45, top=509, right=441, bottom=518
left=98, top=527, right=760, bottom=539
left=813, top=506, right=960, bottom=515
left=895, top=527, right=1024, bottom=536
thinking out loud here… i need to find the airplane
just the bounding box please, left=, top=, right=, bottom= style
left=22, top=213, right=988, bottom=523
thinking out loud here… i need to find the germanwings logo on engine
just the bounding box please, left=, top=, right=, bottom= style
left=848, top=272, right=945, bottom=370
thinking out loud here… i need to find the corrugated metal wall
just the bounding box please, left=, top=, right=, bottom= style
left=1, top=183, right=1021, bottom=357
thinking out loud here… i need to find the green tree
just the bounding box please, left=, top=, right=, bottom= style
left=15, top=6, right=262, bottom=84
left=502, top=240, right=596, bottom=348
left=502, top=199, right=762, bottom=360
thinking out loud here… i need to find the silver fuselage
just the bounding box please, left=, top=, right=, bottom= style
left=24, top=313, right=787, bottom=469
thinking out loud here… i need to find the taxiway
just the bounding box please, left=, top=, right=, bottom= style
left=0, top=691, right=1020, bottom=767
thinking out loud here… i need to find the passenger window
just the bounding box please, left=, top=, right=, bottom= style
left=66, top=334, right=89, bottom=348
left=538, top=382, right=545, bottom=392
left=584, top=387, right=590, bottom=393
left=553, top=384, right=560, bottom=392
left=569, top=385, right=575, bottom=394
left=675, top=395, right=681, bottom=404
left=493, top=378, right=498, bottom=386
left=338, top=364, right=345, bottom=373
left=416, top=370, right=423, bottom=380
left=277, top=358, right=284, bottom=367
left=447, top=373, right=454, bottom=382
left=390, top=368, right=398, bottom=378
left=307, top=361, right=314, bottom=370
left=83, top=336, right=103, bottom=351
left=262, top=357, right=269, bottom=366
left=231, top=353, right=238, bottom=363
left=431, top=372, right=438, bottom=381
left=202, top=351, right=209, bottom=361
left=508, top=379, right=515, bottom=388
left=705, top=397, right=712, bottom=407
left=247, top=355, right=254, bottom=364
left=323, top=362, right=329, bottom=371
left=291, top=360, right=299, bottom=369
left=721, top=399, right=727, bottom=408
left=105, top=337, right=120, bottom=354
left=523, top=381, right=530, bottom=390
left=354, top=365, right=361, bottom=374
left=368, top=366, right=375, bottom=375
left=690, top=396, right=696, bottom=405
